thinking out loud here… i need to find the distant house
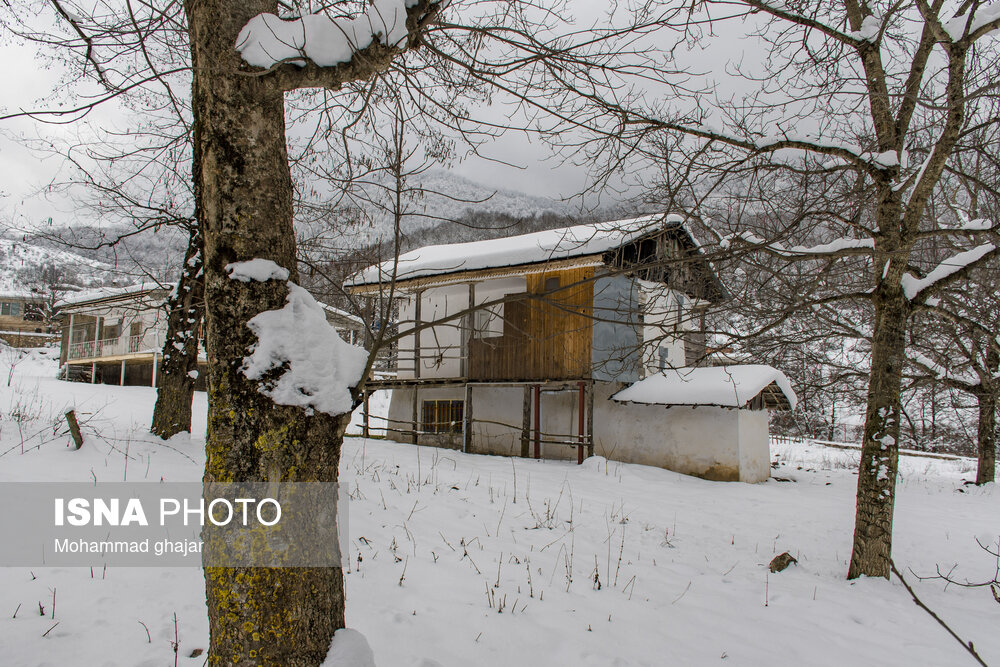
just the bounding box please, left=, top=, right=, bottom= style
left=58, top=284, right=179, bottom=386
left=0, top=290, right=58, bottom=347
left=58, top=284, right=366, bottom=387
left=346, top=213, right=796, bottom=482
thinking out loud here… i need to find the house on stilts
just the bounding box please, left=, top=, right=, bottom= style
left=58, top=283, right=366, bottom=388
left=346, top=213, right=796, bottom=482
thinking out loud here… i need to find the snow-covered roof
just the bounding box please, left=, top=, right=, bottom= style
left=0, top=289, right=41, bottom=300
left=56, top=283, right=168, bottom=308
left=611, top=365, right=797, bottom=411
left=320, top=303, right=365, bottom=327
left=346, top=213, right=688, bottom=287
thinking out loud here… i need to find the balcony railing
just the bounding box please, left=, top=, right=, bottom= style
left=68, top=341, right=95, bottom=360
left=68, top=334, right=161, bottom=360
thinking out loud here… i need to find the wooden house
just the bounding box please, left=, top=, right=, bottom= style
left=347, top=214, right=796, bottom=483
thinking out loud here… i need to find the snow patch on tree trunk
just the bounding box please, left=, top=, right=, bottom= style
left=242, top=283, right=367, bottom=416
left=225, top=258, right=290, bottom=282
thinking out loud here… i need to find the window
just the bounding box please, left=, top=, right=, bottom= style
left=0, top=302, right=17, bottom=316
left=102, top=323, right=121, bottom=339
left=544, top=276, right=560, bottom=293
left=421, top=400, right=464, bottom=434
left=472, top=304, right=504, bottom=339
left=658, top=346, right=671, bottom=370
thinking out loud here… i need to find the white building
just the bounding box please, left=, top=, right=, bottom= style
left=347, top=213, right=796, bottom=482
left=58, top=283, right=367, bottom=387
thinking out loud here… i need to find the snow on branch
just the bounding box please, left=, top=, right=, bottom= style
left=237, top=0, right=426, bottom=69
left=941, top=213, right=994, bottom=233
left=902, top=243, right=998, bottom=302
left=719, top=232, right=874, bottom=257
left=942, top=3, right=1000, bottom=41
left=908, top=351, right=979, bottom=388
left=242, top=283, right=367, bottom=416
left=783, top=238, right=875, bottom=255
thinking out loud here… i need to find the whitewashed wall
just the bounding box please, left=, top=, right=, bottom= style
left=384, top=382, right=772, bottom=482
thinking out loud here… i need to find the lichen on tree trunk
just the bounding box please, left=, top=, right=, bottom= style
left=180, top=0, right=444, bottom=661
left=151, top=223, right=205, bottom=438
left=185, top=1, right=347, bottom=663
left=848, top=276, right=908, bottom=580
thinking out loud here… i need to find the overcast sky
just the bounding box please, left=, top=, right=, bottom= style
left=0, top=2, right=766, bottom=230
left=0, top=38, right=601, bottom=230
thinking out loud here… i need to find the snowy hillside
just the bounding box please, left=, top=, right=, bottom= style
left=0, top=237, right=119, bottom=296
left=0, top=350, right=997, bottom=666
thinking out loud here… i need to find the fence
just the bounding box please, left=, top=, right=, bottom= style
left=769, top=433, right=967, bottom=462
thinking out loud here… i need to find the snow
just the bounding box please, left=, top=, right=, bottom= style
left=720, top=231, right=876, bottom=259
left=611, top=364, right=798, bottom=410
left=242, top=283, right=367, bottom=416
left=785, top=238, right=874, bottom=255
left=236, top=0, right=424, bottom=69
left=753, top=132, right=864, bottom=157
left=871, top=150, right=899, bottom=168
left=225, top=258, right=290, bottom=283
left=946, top=214, right=993, bottom=232
left=0, top=352, right=998, bottom=665
left=901, top=243, right=996, bottom=301
left=323, top=628, right=377, bottom=667
left=320, top=302, right=365, bottom=326
left=850, top=15, right=881, bottom=42
left=347, top=214, right=686, bottom=286
left=943, top=4, right=1000, bottom=40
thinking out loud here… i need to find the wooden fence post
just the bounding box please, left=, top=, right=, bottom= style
left=65, top=410, right=83, bottom=450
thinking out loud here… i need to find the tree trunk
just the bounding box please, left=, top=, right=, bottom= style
left=848, top=280, right=908, bottom=580
left=151, top=223, right=205, bottom=438
left=975, top=389, right=996, bottom=485
left=185, top=1, right=350, bottom=664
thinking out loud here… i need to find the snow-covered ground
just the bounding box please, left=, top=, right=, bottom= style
left=1, top=347, right=998, bottom=666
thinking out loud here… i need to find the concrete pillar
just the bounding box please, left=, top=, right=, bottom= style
left=151, top=354, right=158, bottom=387
left=120, top=359, right=126, bottom=386
left=67, top=313, right=75, bottom=361
left=90, top=362, right=97, bottom=384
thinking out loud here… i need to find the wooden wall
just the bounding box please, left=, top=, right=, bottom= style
left=469, top=266, right=594, bottom=381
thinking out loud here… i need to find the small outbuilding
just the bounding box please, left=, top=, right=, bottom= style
left=608, top=365, right=796, bottom=482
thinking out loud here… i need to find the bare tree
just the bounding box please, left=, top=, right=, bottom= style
left=151, top=222, right=205, bottom=437
left=909, top=264, right=1000, bottom=484
left=518, top=0, right=1000, bottom=579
